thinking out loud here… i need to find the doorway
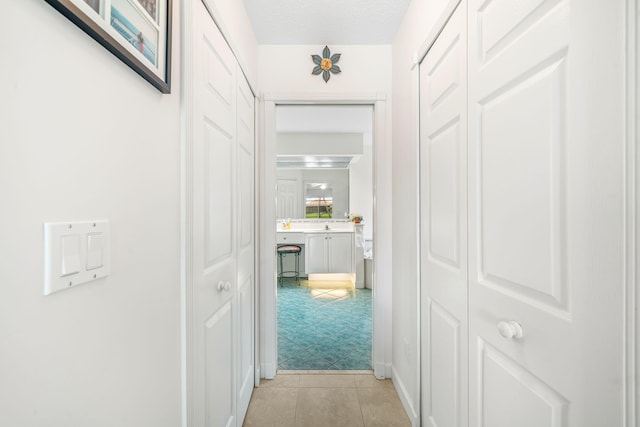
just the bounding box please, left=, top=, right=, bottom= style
left=275, top=105, right=374, bottom=370
left=259, top=95, right=392, bottom=380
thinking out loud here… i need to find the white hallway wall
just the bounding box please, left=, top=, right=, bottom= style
left=0, top=0, right=258, bottom=426
left=391, top=0, right=456, bottom=423
left=258, top=45, right=392, bottom=96
left=0, top=1, right=182, bottom=426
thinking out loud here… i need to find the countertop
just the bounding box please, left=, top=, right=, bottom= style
left=277, top=228, right=354, bottom=233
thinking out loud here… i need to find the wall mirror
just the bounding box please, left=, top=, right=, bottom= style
left=305, top=182, right=334, bottom=218
left=275, top=104, right=374, bottom=239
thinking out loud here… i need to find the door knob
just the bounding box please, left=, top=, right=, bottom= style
left=217, top=281, right=225, bottom=292
left=497, top=320, right=524, bottom=340
left=224, top=282, right=231, bottom=292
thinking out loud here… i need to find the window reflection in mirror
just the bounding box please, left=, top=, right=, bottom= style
left=305, top=182, right=333, bottom=218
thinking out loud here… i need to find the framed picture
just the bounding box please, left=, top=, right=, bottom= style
left=45, top=0, right=172, bottom=93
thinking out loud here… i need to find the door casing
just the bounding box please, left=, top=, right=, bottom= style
left=626, top=0, right=639, bottom=424
left=259, top=94, right=392, bottom=379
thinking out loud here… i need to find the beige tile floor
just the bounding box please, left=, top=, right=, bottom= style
left=243, top=372, right=411, bottom=427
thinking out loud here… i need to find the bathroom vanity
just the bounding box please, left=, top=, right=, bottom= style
left=276, top=220, right=360, bottom=284
left=304, top=231, right=353, bottom=274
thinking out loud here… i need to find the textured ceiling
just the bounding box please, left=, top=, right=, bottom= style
left=243, top=0, right=411, bottom=45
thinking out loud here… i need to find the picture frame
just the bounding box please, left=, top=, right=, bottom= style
left=45, top=0, right=172, bottom=94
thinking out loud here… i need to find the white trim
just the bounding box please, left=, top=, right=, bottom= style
left=259, top=93, right=392, bottom=380
left=372, top=362, right=392, bottom=380
left=260, top=362, right=277, bottom=380
left=263, top=92, right=386, bottom=103
left=254, top=93, right=262, bottom=388
left=180, top=1, right=195, bottom=425
left=373, top=97, right=392, bottom=380
left=412, top=0, right=462, bottom=68
left=260, top=99, right=278, bottom=379
left=626, top=0, right=639, bottom=425
left=413, top=63, right=423, bottom=425
left=392, top=366, right=420, bottom=426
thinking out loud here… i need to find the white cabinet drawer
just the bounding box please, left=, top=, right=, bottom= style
left=276, top=232, right=304, bottom=244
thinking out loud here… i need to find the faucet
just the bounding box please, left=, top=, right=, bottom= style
left=324, top=223, right=330, bottom=230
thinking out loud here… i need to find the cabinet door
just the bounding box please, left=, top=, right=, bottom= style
left=327, top=233, right=353, bottom=274
left=305, top=233, right=327, bottom=274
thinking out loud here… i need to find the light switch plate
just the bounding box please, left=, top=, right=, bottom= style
left=43, top=220, right=110, bottom=295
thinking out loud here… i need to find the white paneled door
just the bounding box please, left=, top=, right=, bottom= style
left=467, top=1, right=624, bottom=426
left=276, top=178, right=299, bottom=219
left=188, top=1, right=255, bottom=426
left=421, top=0, right=626, bottom=426
left=236, top=69, right=255, bottom=421
left=193, top=3, right=236, bottom=425
left=419, top=2, right=468, bottom=426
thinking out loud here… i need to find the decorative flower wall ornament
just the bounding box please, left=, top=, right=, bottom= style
left=311, top=46, right=341, bottom=83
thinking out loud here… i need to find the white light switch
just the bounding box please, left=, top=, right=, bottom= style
left=86, top=233, right=104, bottom=270
left=44, top=221, right=110, bottom=295
left=60, top=235, right=81, bottom=276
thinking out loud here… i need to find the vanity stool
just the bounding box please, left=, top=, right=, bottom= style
left=277, top=245, right=302, bottom=286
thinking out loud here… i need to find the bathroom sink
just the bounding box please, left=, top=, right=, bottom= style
left=303, top=228, right=352, bottom=233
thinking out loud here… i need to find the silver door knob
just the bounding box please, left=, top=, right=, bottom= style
left=217, top=281, right=225, bottom=292
left=497, top=320, right=524, bottom=340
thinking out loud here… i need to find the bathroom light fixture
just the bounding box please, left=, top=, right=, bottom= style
left=276, top=155, right=353, bottom=169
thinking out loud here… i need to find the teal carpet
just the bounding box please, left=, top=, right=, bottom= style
left=277, top=279, right=372, bottom=370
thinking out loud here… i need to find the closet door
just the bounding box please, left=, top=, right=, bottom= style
left=190, top=0, right=239, bottom=426
left=236, top=71, right=255, bottom=422
left=419, top=2, right=468, bottom=426
left=467, top=1, right=625, bottom=425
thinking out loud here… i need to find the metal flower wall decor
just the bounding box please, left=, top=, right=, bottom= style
left=311, top=46, right=341, bottom=83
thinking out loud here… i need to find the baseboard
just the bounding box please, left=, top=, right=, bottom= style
left=261, top=362, right=276, bottom=380
left=254, top=367, right=261, bottom=386
left=385, top=362, right=393, bottom=378
left=373, top=361, right=385, bottom=379
left=392, top=366, right=420, bottom=426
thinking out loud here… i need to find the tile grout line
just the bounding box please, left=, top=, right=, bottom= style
left=292, top=381, right=300, bottom=426
left=292, top=374, right=302, bottom=425
left=354, top=385, right=367, bottom=426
